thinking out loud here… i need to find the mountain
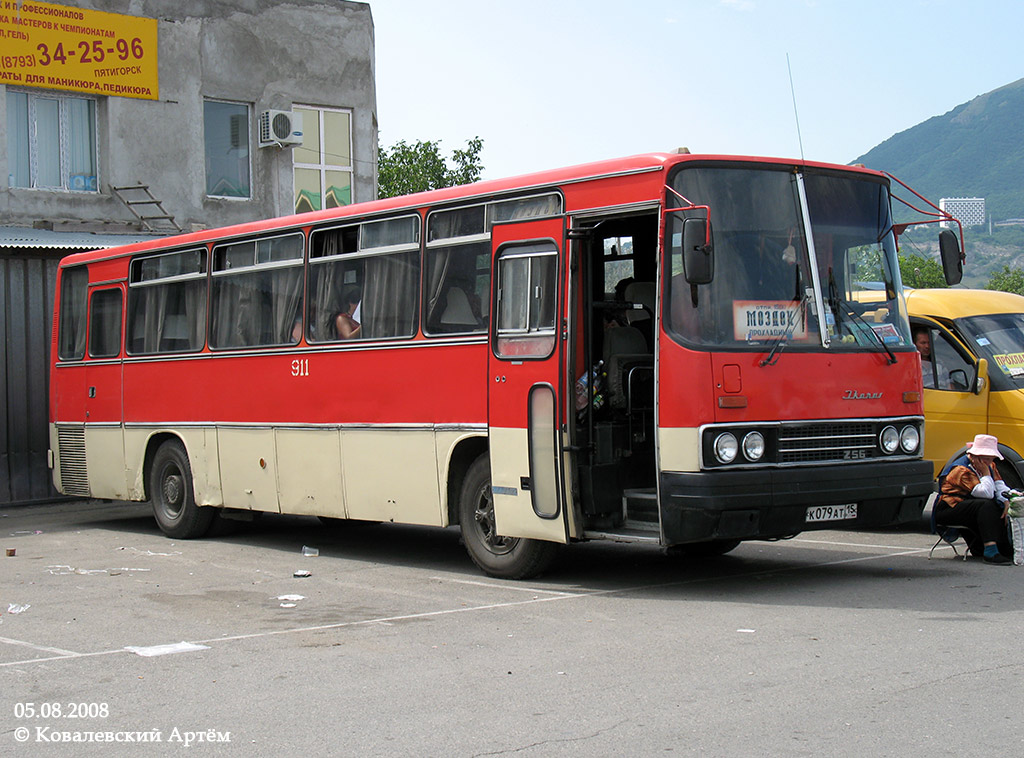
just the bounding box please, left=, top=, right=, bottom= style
left=854, top=77, right=1024, bottom=222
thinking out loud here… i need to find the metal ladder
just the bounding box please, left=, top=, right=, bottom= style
left=110, top=182, right=182, bottom=233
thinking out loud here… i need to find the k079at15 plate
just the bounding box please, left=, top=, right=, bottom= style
left=805, top=503, right=858, bottom=523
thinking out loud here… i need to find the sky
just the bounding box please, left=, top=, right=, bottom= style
left=368, top=0, right=1023, bottom=181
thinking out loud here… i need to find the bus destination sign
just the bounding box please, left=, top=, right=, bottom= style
left=0, top=1, right=158, bottom=100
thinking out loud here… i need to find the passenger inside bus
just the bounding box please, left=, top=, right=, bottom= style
left=335, top=287, right=362, bottom=339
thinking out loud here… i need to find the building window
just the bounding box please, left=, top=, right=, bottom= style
left=293, top=105, right=352, bottom=213
left=204, top=100, right=251, bottom=198
left=6, top=90, right=97, bottom=191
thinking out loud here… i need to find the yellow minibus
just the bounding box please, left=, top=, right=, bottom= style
left=907, top=288, right=1024, bottom=485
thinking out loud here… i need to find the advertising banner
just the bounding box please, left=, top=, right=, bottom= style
left=0, top=1, right=158, bottom=100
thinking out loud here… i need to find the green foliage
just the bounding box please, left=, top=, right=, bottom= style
left=377, top=137, right=484, bottom=199
left=985, top=264, right=1024, bottom=295
left=898, top=253, right=948, bottom=288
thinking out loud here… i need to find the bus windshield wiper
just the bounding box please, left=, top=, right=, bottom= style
left=759, top=291, right=808, bottom=367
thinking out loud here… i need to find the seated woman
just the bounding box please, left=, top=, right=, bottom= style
left=335, top=287, right=361, bottom=339
left=935, top=433, right=1014, bottom=564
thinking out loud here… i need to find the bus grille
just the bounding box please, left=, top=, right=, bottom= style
left=778, top=422, right=877, bottom=464
left=57, top=426, right=90, bottom=496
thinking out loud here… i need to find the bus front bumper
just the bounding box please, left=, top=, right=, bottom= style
left=659, top=459, right=934, bottom=545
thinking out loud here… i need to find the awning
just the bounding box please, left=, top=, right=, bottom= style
left=0, top=226, right=164, bottom=250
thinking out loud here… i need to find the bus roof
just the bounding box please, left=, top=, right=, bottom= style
left=57, top=151, right=885, bottom=268
left=906, top=287, right=1024, bottom=321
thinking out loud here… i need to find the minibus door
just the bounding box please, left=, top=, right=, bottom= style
left=487, top=217, right=571, bottom=544
left=916, top=319, right=991, bottom=475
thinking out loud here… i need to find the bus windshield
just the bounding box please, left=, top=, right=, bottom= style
left=665, top=165, right=911, bottom=353
left=956, top=312, right=1024, bottom=389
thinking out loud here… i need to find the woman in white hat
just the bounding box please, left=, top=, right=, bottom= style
left=935, top=433, right=1014, bottom=564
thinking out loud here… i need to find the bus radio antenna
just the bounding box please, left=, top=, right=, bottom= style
left=787, top=53, right=805, bottom=161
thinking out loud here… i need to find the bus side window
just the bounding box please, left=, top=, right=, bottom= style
left=57, top=265, right=89, bottom=361
left=209, top=233, right=303, bottom=349
left=495, top=244, right=557, bottom=358
left=308, top=217, right=419, bottom=342
left=88, top=289, right=123, bottom=358
left=424, top=241, right=489, bottom=335
left=127, top=248, right=207, bottom=355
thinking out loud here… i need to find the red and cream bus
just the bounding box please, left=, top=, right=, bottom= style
left=48, top=152, right=962, bottom=578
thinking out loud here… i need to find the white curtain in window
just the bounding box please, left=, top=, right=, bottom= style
left=6, top=92, right=30, bottom=187
left=35, top=98, right=61, bottom=188
left=67, top=98, right=96, bottom=186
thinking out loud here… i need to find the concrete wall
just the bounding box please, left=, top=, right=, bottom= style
left=0, top=0, right=377, bottom=231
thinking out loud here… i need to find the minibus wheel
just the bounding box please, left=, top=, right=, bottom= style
left=150, top=439, right=214, bottom=539
left=996, top=460, right=1024, bottom=490
left=459, top=455, right=558, bottom=580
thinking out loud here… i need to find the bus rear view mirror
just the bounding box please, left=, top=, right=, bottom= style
left=939, top=229, right=963, bottom=286
left=682, top=217, right=714, bottom=285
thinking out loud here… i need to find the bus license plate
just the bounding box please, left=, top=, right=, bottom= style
left=805, top=503, right=857, bottom=523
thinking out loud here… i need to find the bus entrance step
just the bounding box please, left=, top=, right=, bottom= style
left=583, top=527, right=660, bottom=544
left=623, top=488, right=658, bottom=523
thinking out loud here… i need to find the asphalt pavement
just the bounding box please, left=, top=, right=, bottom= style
left=2, top=498, right=1022, bottom=756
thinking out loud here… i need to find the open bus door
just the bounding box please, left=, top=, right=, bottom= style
left=487, top=217, right=572, bottom=545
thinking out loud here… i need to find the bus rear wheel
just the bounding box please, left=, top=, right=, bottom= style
left=150, top=439, right=214, bottom=539
left=458, top=455, right=558, bottom=580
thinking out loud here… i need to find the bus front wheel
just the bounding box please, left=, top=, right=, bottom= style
left=458, top=455, right=558, bottom=580
left=150, top=440, right=214, bottom=539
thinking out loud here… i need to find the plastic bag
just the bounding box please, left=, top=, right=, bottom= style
left=1008, top=496, right=1024, bottom=566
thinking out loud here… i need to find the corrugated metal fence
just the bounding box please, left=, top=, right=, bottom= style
left=1, top=252, right=61, bottom=504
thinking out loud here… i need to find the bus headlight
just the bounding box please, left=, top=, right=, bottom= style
left=742, top=431, right=765, bottom=462
left=880, top=426, right=900, bottom=454
left=900, top=425, right=920, bottom=454
left=714, top=432, right=738, bottom=464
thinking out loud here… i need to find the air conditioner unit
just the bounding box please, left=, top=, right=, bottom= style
left=258, top=110, right=303, bottom=148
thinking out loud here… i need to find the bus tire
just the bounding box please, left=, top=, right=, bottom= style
left=458, top=455, right=558, bottom=580
left=150, top=440, right=214, bottom=539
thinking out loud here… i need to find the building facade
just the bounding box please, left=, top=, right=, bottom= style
left=1, top=0, right=377, bottom=504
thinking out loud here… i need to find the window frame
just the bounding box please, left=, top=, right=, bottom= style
left=292, top=104, right=354, bottom=212
left=306, top=213, right=421, bottom=343
left=57, top=265, right=89, bottom=362
left=423, top=193, right=562, bottom=339
left=126, top=247, right=209, bottom=356
left=203, top=98, right=252, bottom=200
left=208, top=231, right=306, bottom=350
left=7, top=88, right=98, bottom=192
left=88, top=288, right=124, bottom=359
left=493, top=241, right=559, bottom=360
